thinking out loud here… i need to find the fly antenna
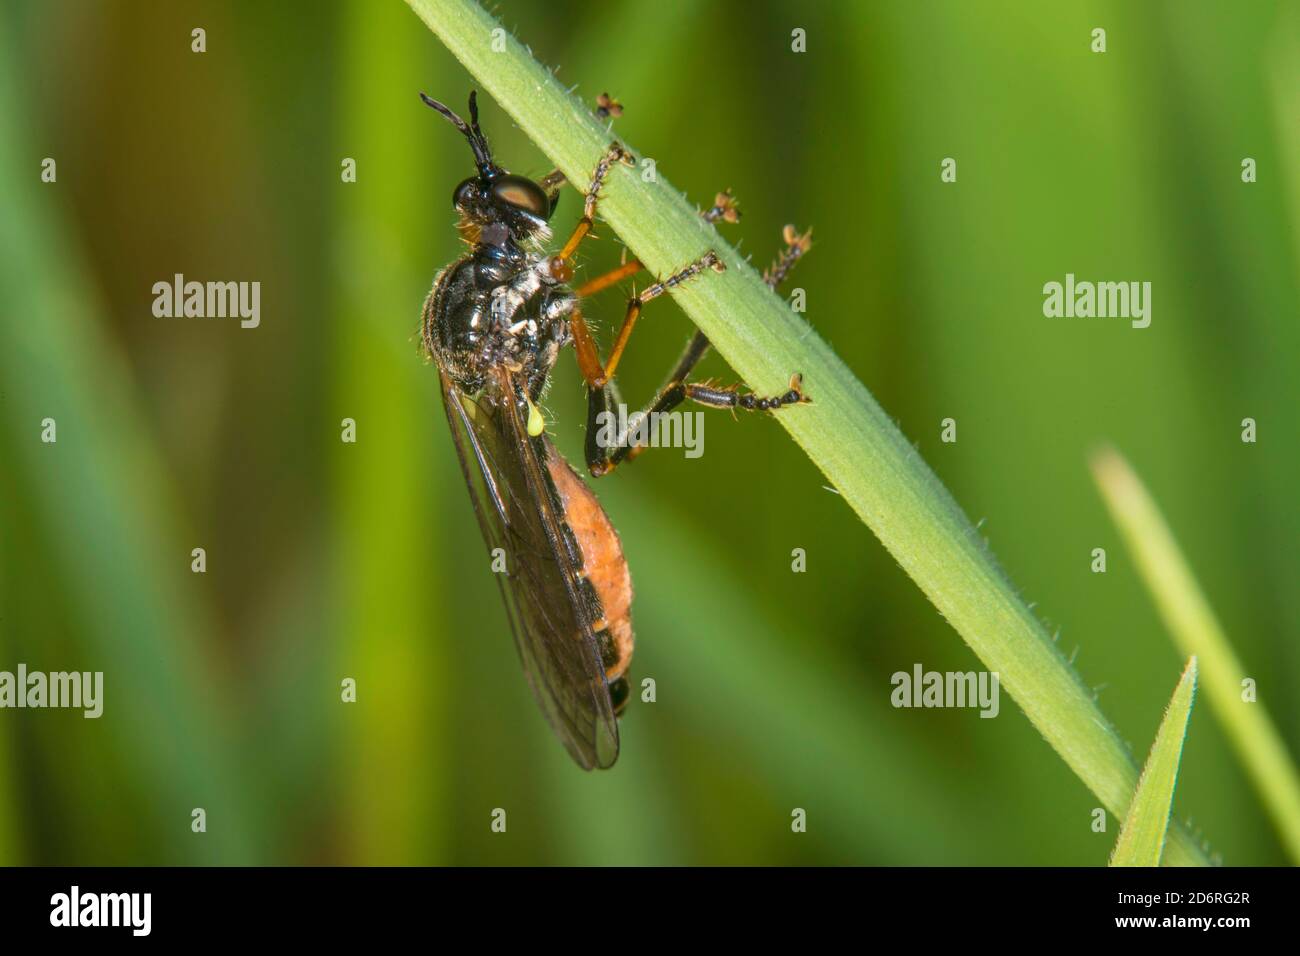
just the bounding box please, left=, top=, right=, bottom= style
left=420, top=89, right=496, bottom=176
left=467, top=90, right=485, bottom=143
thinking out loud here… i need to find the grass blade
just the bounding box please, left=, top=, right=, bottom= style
left=1111, top=657, right=1198, bottom=867
left=403, top=0, right=1211, bottom=865
left=1093, top=447, right=1300, bottom=862
left=0, top=14, right=259, bottom=863
left=331, top=0, right=455, bottom=863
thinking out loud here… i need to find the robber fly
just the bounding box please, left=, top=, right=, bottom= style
left=420, top=90, right=811, bottom=769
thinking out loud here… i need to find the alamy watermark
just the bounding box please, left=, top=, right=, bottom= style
left=50, top=886, right=150, bottom=936
left=152, top=273, right=260, bottom=328
left=891, top=664, right=1000, bottom=718
left=1043, top=273, right=1151, bottom=329
left=593, top=405, right=704, bottom=459
left=0, top=664, right=103, bottom=718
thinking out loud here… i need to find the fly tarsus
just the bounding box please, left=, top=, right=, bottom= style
left=551, top=142, right=634, bottom=278
left=594, top=92, right=623, bottom=121
left=686, top=373, right=810, bottom=412
left=585, top=373, right=810, bottom=477
left=702, top=189, right=742, bottom=225
left=572, top=250, right=725, bottom=392
left=575, top=191, right=739, bottom=298
left=764, top=224, right=813, bottom=290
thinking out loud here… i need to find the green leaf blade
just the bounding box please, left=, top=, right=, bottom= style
left=1093, top=447, right=1300, bottom=863
left=1111, top=657, right=1198, bottom=867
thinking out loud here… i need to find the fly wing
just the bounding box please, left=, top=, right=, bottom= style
left=439, top=370, right=620, bottom=769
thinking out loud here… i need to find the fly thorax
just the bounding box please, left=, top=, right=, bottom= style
left=489, top=285, right=517, bottom=328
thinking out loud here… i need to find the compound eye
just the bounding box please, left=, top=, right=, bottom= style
left=491, top=175, right=549, bottom=218
left=452, top=177, right=478, bottom=209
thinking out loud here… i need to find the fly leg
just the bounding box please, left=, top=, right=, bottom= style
left=701, top=189, right=743, bottom=226
left=572, top=190, right=743, bottom=298
left=594, top=92, right=623, bottom=121
left=575, top=254, right=643, bottom=298
left=586, top=368, right=809, bottom=477
left=537, top=93, right=626, bottom=217
left=569, top=250, right=726, bottom=401
left=582, top=224, right=813, bottom=477
left=763, top=224, right=814, bottom=289
left=652, top=222, right=811, bottom=412
left=567, top=190, right=741, bottom=378
left=546, top=143, right=634, bottom=285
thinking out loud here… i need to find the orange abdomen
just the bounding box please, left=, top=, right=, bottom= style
left=546, top=455, right=634, bottom=680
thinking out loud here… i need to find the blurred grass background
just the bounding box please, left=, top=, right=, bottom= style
left=0, top=0, right=1296, bottom=865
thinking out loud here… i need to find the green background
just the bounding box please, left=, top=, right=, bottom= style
left=1, top=0, right=1296, bottom=865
